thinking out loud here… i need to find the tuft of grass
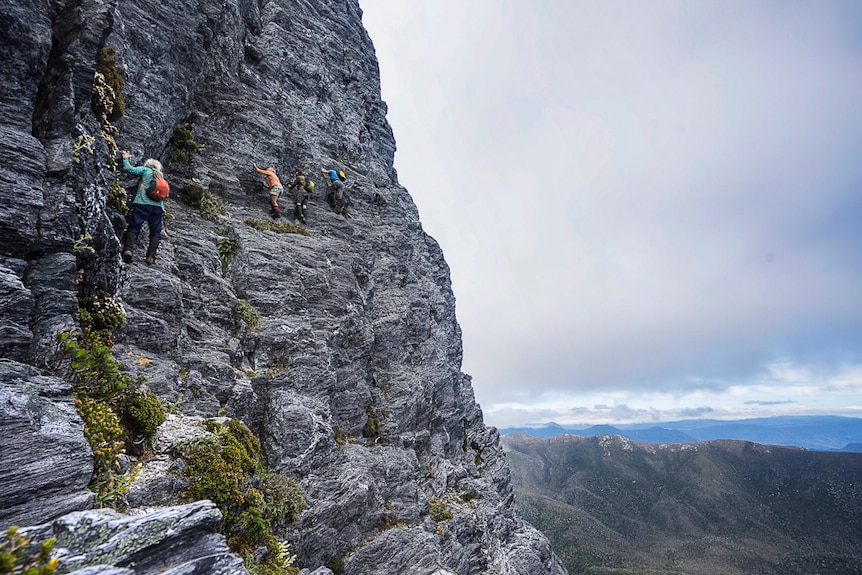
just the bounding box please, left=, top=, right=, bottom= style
left=216, top=237, right=238, bottom=275
left=244, top=218, right=310, bottom=237
left=428, top=496, right=453, bottom=523
left=236, top=299, right=260, bottom=331
left=362, top=406, right=381, bottom=441
left=201, top=191, right=228, bottom=221
left=332, top=426, right=354, bottom=449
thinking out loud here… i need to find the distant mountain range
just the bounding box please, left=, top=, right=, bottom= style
left=502, top=433, right=862, bottom=575
left=499, top=415, right=862, bottom=451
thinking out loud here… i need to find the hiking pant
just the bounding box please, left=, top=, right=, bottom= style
left=291, top=189, right=308, bottom=208
left=331, top=180, right=344, bottom=203
left=127, top=203, right=164, bottom=239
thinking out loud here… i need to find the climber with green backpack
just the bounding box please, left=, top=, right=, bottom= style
left=287, top=169, right=314, bottom=224
left=120, top=150, right=170, bottom=265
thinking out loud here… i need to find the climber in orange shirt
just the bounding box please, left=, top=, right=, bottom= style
left=253, top=162, right=284, bottom=218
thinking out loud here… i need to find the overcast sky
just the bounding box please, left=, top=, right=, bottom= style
left=360, top=1, right=862, bottom=428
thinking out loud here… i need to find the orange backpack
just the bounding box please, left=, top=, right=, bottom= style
left=145, top=173, right=170, bottom=201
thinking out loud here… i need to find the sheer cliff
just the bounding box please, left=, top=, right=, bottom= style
left=0, top=0, right=566, bottom=573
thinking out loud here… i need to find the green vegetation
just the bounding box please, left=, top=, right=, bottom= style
left=166, top=122, right=205, bottom=165
left=362, top=406, right=381, bottom=441
left=245, top=218, right=310, bottom=237
left=332, top=426, right=353, bottom=449
left=124, top=390, right=167, bottom=436
left=108, top=179, right=130, bottom=214
left=377, top=515, right=405, bottom=531
left=259, top=471, right=305, bottom=524
left=236, top=299, right=260, bottom=331
left=175, top=419, right=303, bottom=574
left=200, top=190, right=228, bottom=221
left=78, top=290, right=126, bottom=334
left=59, top=332, right=132, bottom=402
left=72, top=134, right=95, bottom=164
left=326, top=557, right=345, bottom=575
left=90, top=47, right=123, bottom=170
left=93, top=47, right=125, bottom=122
left=58, top=291, right=165, bottom=504
left=216, top=237, right=238, bottom=274
left=76, top=396, right=124, bottom=490
left=0, top=526, right=59, bottom=575
left=428, top=496, right=453, bottom=523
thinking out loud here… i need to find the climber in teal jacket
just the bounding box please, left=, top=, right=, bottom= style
left=121, top=151, right=166, bottom=265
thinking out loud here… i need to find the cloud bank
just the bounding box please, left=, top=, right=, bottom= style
left=361, top=0, right=862, bottom=426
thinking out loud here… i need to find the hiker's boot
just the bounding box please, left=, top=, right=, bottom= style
left=122, top=230, right=137, bottom=263
left=271, top=205, right=281, bottom=218
left=145, top=235, right=160, bottom=265
left=300, top=207, right=308, bottom=224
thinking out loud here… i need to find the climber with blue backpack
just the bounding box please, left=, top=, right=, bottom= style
left=120, top=151, right=169, bottom=265
left=321, top=167, right=349, bottom=217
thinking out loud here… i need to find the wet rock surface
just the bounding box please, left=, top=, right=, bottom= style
left=0, top=0, right=566, bottom=573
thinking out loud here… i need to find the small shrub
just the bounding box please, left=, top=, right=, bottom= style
left=72, top=134, right=95, bottom=164
left=326, top=557, right=345, bottom=575
left=236, top=299, right=260, bottom=331
left=166, top=122, right=205, bottom=166
left=59, top=331, right=133, bottom=403
left=428, top=496, right=453, bottom=523
left=123, top=390, right=166, bottom=436
left=259, top=471, right=305, bottom=523
left=108, top=179, right=130, bottom=214
left=176, top=419, right=302, bottom=573
left=78, top=290, right=126, bottom=333
left=332, top=426, right=352, bottom=449
left=217, top=237, right=238, bottom=274
left=244, top=218, right=310, bottom=237
left=90, top=66, right=120, bottom=170
left=362, top=406, right=381, bottom=440
left=0, top=526, right=59, bottom=575
left=76, top=396, right=123, bottom=492
left=200, top=191, right=227, bottom=221
left=93, top=47, right=124, bottom=122
left=378, top=515, right=403, bottom=531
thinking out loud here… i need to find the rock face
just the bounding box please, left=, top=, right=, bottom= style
left=0, top=0, right=566, bottom=573
left=0, top=360, right=95, bottom=527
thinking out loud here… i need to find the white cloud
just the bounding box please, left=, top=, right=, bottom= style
left=362, top=0, right=862, bottom=427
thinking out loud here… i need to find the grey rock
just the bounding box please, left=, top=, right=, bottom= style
left=21, top=501, right=247, bottom=575
left=0, top=0, right=566, bottom=571
left=0, top=360, right=95, bottom=529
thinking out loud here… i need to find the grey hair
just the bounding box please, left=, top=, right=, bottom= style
left=144, top=158, right=163, bottom=175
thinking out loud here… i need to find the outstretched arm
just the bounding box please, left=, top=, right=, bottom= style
left=121, top=151, right=145, bottom=176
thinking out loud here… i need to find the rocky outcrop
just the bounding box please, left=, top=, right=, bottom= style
left=21, top=501, right=247, bottom=575
left=0, top=0, right=566, bottom=573
left=0, top=360, right=94, bottom=527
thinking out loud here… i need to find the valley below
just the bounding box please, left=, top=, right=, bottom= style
left=502, top=433, right=862, bottom=575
